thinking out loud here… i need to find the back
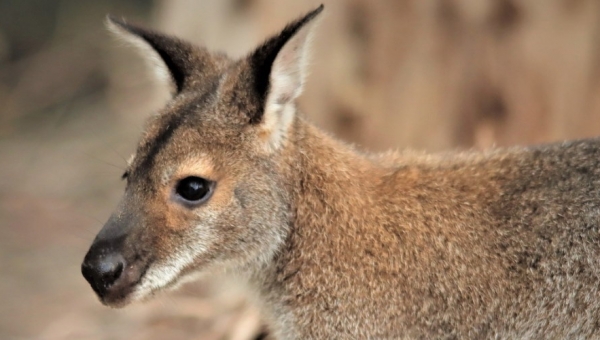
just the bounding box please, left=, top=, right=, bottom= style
left=268, top=134, right=600, bottom=338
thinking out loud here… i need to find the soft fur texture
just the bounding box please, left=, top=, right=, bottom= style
left=83, top=5, right=600, bottom=339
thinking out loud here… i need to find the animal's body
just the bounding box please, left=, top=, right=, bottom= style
left=81, top=6, right=600, bottom=339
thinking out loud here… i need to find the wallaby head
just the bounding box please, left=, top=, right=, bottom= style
left=81, top=5, right=324, bottom=307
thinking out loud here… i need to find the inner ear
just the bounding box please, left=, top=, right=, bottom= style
left=248, top=5, right=324, bottom=124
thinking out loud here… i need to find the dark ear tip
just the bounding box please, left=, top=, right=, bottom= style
left=308, top=4, right=325, bottom=19
left=293, top=5, right=324, bottom=30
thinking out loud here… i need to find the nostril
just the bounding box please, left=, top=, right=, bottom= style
left=103, top=260, right=124, bottom=287
left=82, top=253, right=126, bottom=295
left=112, top=261, right=124, bottom=281
left=98, top=254, right=126, bottom=288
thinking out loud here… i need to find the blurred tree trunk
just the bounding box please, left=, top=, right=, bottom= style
left=153, top=0, right=600, bottom=152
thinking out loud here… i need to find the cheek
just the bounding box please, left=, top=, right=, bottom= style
left=151, top=177, right=241, bottom=251
left=215, top=184, right=274, bottom=251
left=148, top=173, right=273, bottom=264
left=153, top=176, right=236, bottom=232
left=181, top=176, right=240, bottom=227
left=205, top=176, right=237, bottom=214
left=145, top=195, right=191, bottom=232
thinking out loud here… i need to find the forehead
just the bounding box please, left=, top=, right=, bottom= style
left=129, top=59, right=259, bottom=181
left=133, top=108, right=211, bottom=178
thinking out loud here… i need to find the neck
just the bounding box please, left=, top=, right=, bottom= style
left=282, top=118, right=379, bottom=233
left=249, top=117, right=383, bottom=335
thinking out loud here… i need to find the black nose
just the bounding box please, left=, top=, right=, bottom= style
left=81, top=253, right=125, bottom=296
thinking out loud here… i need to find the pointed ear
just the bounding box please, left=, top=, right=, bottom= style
left=106, top=16, right=215, bottom=94
left=248, top=5, right=324, bottom=150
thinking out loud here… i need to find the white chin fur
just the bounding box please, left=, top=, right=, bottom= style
left=128, top=227, right=213, bottom=301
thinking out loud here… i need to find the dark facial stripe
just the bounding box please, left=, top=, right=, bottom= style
left=132, top=78, right=221, bottom=181
left=135, top=112, right=186, bottom=181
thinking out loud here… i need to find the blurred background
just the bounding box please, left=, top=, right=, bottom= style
left=2, top=0, right=600, bottom=339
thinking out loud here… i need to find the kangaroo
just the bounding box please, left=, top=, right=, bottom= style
left=81, top=5, right=600, bottom=339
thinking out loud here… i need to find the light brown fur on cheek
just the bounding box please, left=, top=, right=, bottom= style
left=156, top=155, right=238, bottom=231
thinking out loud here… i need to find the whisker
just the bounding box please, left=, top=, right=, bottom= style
left=69, top=211, right=106, bottom=233
left=62, top=232, right=95, bottom=247
left=77, top=151, right=125, bottom=171
left=83, top=125, right=128, bottom=164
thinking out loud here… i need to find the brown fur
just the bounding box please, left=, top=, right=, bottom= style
left=83, top=6, right=600, bottom=339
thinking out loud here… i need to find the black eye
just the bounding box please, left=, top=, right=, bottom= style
left=175, top=177, right=213, bottom=203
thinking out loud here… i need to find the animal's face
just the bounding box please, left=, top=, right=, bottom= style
left=81, top=6, right=323, bottom=307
